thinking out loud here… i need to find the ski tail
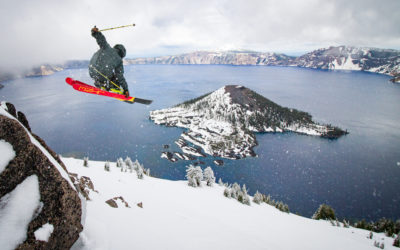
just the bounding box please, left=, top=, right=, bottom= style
left=133, top=98, right=153, bottom=105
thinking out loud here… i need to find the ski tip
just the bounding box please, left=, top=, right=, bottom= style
left=65, top=77, right=74, bottom=85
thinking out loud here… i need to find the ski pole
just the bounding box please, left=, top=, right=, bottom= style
left=89, top=65, right=124, bottom=92
left=99, top=23, right=135, bottom=32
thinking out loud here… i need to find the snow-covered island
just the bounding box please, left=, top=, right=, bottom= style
left=150, top=85, right=347, bottom=159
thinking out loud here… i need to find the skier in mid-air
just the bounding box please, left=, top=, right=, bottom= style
left=89, top=26, right=130, bottom=97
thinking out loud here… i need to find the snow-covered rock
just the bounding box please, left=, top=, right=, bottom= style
left=150, top=85, right=347, bottom=159
left=0, top=102, right=83, bottom=249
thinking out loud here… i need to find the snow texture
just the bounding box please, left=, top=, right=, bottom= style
left=34, top=223, right=54, bottom=242
left=0, top=139, right=15, bottom=174
left=0, top=175, right=41, bottom=250
left=63, top=157, right=397, bottom=250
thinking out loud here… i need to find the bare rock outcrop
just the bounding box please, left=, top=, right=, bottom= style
left=105, top=196, right=131, bottom=208
left=0, top=102, right=83, bottom=249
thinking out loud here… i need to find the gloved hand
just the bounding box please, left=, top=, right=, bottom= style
left=91, top=26, right=99, bottom=34
left=124, top=90, right=130, bottom=98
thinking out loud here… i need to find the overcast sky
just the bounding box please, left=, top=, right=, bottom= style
left=0, top=0, right=399, bottom=70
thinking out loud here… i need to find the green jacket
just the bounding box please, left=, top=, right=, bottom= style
left=89, top=31, right=128, bottom=91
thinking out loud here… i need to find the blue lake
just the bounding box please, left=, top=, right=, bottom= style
left=1, top=64, right=400, bottom=221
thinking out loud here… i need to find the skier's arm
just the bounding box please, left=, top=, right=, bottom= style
left=91, top=27, right=110, bottom=49
left=115, top=64, right=129, bottom=92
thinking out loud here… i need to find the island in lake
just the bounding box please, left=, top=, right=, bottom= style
left=150, top=85, right=348, bottom=160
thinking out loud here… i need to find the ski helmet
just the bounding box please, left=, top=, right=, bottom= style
left=114, top=44, right=126, bottom=58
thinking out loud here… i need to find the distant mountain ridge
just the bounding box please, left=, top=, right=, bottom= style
left=126, top=50, right=295, bottom=66
left=150, top=85, right=347, bottom=159
left=126, top=46, right=400, bottom=79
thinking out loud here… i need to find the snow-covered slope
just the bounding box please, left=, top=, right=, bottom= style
left=150, top=85, right=347, bottom=159
left=63, top=157, right=396, bottom=250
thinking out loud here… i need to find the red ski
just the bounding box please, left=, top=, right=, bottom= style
left=65, top=77, right=152, bottom=105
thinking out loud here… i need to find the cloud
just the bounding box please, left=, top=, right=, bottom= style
left=0, top=0, right=399, bottom=71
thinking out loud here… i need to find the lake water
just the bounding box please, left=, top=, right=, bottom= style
left=1, top=64, right=399, bottom=221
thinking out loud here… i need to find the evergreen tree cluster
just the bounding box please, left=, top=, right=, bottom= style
left=185, top=165, right=216, bottom=187
left=223, top=182, right=250, bottom=205
left=220, top=179, right=289, bottom=211
left=353, top=218, right=400, bottom=238
left=114, top=157, right=150, bottom=179
left=261, top=193, right=290, bottom=213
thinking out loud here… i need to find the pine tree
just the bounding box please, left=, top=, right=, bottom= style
left=186, top=165, right=203, bottom=187
left=393, top=234, right=400, bottom=247
left=253, top=191, right=263, bottom=204
left=104, top=161, right=110, bottom=172
left=231, top=183, right=240, bottom=199
left=203, top=166, right=216, bottom=186
left=137, top=165, right=144, bottom=179
left=282, top=203, right=290, bottom=213
left=133, top=159, right=141, bottom=172
left=218, top=178, right=224, bottom=186
left=116, top=158, right=124, bottom=168
left=125, top=157, right=133, bottom=171
left=312, top=204, right=336, bottom=220
left=263, top=194, right=271, bottom=205
left=223, top=187, right=231, bottom=198
left=83, top=157, right=89, bottom=167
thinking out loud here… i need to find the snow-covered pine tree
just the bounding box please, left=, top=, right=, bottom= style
left=133, top=159, right=141, bottom=172
left=218, top=178, right=223, bottom=186
left=137, top=165, right=144, bottom=179
left=125, top=157, right=133, bottom=172
left=231, top=183, right=240, bottom=199
left=223, top=187, right=231, bottom=198
left=104, top=161, right=110, bottom=172
left=241, top=184, right=250, bottom=205
left=186, top=165, right=203, bottom=187
left=116, top=157, right=124, bottom=168
left=83, top=157, right=89, bottom=167
left=343, top=219, right=350, bottom=228
left=283, top=203, right=290, bottom=213
left=253, top=191, right=263, bottom=204
left=203, top=166, right=216, bottom=186
left=263, top=194, right=271, bottom=205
